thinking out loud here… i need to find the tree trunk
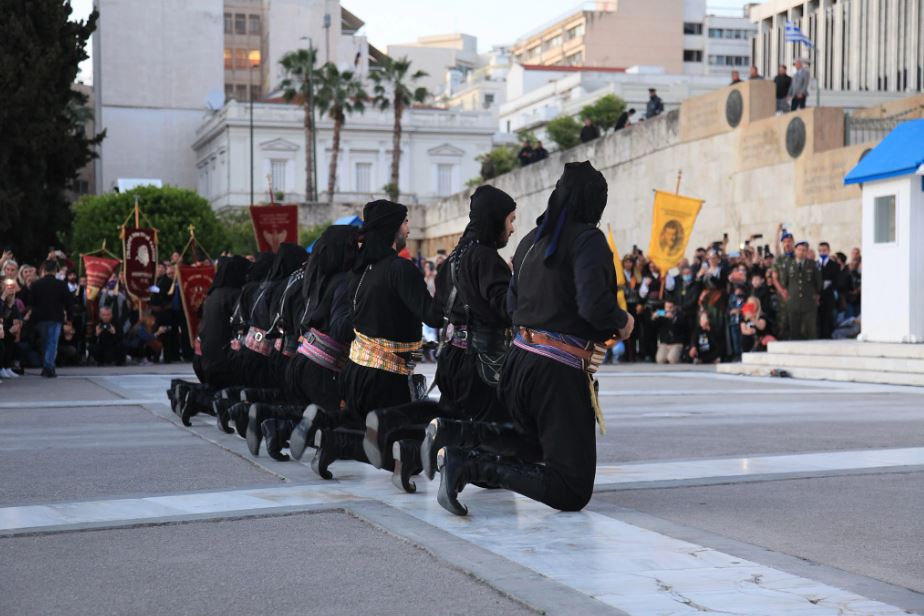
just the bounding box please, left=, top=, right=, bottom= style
left=390, top=94, right=403, bottom=199
left=303, top=90, right=315, bottom=202
left=327, top=113, right=342, bottom=206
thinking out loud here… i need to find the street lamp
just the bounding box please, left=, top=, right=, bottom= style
left=248, top=50, right=261, bottom=206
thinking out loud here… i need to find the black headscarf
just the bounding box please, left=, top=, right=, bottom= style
left=355, top=199, right=407, bottom=271
left=533, top=161, right=608, bottom=261
left=302, top=225, right=359, bottom=322
left=246, top=252, right=275, bottom=283
left=208, top=255, right=251, bottom=295
left=461, top=185, right=517, bottom=247
left=268, top=243, right=308, bottom=281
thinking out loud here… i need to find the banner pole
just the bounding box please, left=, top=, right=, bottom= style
left=134, top=197, right=140, bottom=228
left=675, top=170, right=682, bottom=195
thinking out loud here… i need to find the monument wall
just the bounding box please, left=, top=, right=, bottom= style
left=413, top=80, right=875, bottom=260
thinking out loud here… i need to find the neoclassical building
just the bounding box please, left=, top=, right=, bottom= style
left=750, top=0, right=924, bottom=93
left=192, top=100, right=496, bottom=208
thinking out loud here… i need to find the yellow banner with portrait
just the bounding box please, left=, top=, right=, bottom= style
left=647, top=190, right=703, bottom=272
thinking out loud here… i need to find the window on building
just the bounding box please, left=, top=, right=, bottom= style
left=874, top=195, right=896, bottom=243
left=271, top=159, right=287, bottom=194
left=224, top=48, right=232, bottom=69
left=566, top=23, right=585, bottom=40
left=483, top=93, right=495, bottom=108
left=355, top=162, right=372, bottom=193
left=224, top=13, right=233, bottom=34
left=248, top=14, right=261, bottom=35
left=683, top=22, right=703, bottom=35
left=234, top=48, right=246, bottom=69
left=683, top=49, right=703, bottom=62
left=235, top=84, right=247, bottom=100
left=437, top=164, right=453, bottom=196
left=234, top=13, right=246, bottom=34
left=224, top=84, right=234, bottom=100
left=566, top=50, right=583, bottom=65
left=708, top=54, right=750, bottom=67
left=543, top=34, right=562, bottom=51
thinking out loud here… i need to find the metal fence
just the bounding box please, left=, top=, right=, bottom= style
left=845, top=105, right=924, bottom=145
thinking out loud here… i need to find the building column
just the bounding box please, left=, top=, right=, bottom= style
left=817, top=0, right=827, bottom=90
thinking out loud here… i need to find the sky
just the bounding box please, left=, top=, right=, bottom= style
left=70, top=0, right=760, bottom=84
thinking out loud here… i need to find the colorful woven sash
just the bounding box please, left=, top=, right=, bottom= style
left=243, top=326, right=272, bottom=357
left=297, top=328, right=350, bottom=372
left=348, top=330, right=421, bottom=376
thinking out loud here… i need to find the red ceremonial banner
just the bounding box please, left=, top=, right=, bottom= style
left=122, top=228, right=158, bottom=301
left=83, top=255, right=120, bottom=301
left=177, top=263, right=216, bottom=347
left=250, top=204, right=298, bottom=253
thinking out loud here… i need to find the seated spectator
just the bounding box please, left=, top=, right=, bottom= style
left=832, top=314, right=861, bottom=340
left=580, top=118, right=601, bottom=143
left=689, top=311, right=721, bottom=364
left=1, top=277, right=23, bottom=378
left=531, top=141, right=549, bottom=163
left=653, top=300, right=687, bottom=364
left=124, top=311, right=164, bottom=364
left=57, top=321, right=81, bottom=366
left=740, top=297, right=775, bottom=352
left=727, top=284, right=747, bottom=359
left=91, top=306, right=125, bottom=366
left=517, top=140, right=534, bottom=167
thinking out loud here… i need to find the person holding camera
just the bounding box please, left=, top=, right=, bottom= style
left=653, top=300, right=687, bottom=364
left=92, top=306, right=125, bottom=366
left=689, top=311, right=721, bottom=364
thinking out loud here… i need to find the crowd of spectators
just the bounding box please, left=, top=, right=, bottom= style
left=0, top=248, right=199, bottom=380
left=609, top=224, right=862, bottom=365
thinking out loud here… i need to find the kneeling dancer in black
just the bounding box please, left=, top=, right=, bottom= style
left=311, top=200, right=442, bottom=484
left=435, top=161, right=634, bottom=515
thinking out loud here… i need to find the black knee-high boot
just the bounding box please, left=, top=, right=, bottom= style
left=362, top=400, right=441, bottom=469
left=213, top=397, right=235, bottom=433
left=247, top=404, right=303, bottom=456
left=391, top=439, right=423, bottom=493
left=262, top=418, right=295, bottom=461
left=310, top=428, right=368, bottom=480
left=420, top=419, right=537, bottom=480
left=239, top=388, right=285, bottom=403
left=289, top=404, right=349, bottom=461
left=436, top=448, right=547, bottom=516
left=228, top=402, right=251, bottom=438
left=180, top=388, right=216, bottom=426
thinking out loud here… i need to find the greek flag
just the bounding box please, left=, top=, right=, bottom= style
left=785, top=20, right=814, bottom=48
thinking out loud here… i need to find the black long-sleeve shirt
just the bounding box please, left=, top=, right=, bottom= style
left=29, top=275, right=75, bottom=323
left=350, top=254, right=441, bottom=343
left=508, top=225, right=629, bottom=343
left=435, top=242, right=511, bottom=331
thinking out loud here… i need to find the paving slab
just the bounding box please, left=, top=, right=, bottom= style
left=594, top=471, right=924, bottom=593
left=0, top=510, right=537, bottom=616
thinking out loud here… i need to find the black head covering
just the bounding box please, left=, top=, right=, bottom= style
left=208, top=255, right=251, bottom=295
left=462, top=185, right=517, bottom=247
left=268, top=243, right=308, bottom=281
left=246, top=252, right=275, bottom=283
left=356, top=199, right=407, bottom=270
left=533, top=161, right=607, bottom=261
left=302, top=225, right=359, bottom=321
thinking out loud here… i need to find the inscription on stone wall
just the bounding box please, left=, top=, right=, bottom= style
left=795, top=143, right=870, bottom=206
left=680, top=93, right=726, bottom=142
left=737, top=124, right=785, bottom=171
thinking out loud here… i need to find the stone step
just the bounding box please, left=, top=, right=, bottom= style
left=742, top=351, right=924, bottom=374
left=765, top=340, right=924, bottom=360
left=717, top=363, right=924, bottom=387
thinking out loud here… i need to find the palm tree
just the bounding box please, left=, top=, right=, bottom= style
left=279, top=48, right=318, bottom=202
left=314, top=63, right=367, bottom=205
left=371, top=57, right=428, bottom=201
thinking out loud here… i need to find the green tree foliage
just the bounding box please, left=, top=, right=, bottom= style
left=299, top=222, right=329, bottom=248
left=467, top=145, right=520, bottom=187
left=0, top=2, right=105, bottom=260
left=68, top=186, right=225, bottom=261
left=215, top=208, right=258, bottom=256
left=580, top=94, right=626, bottom=131
left=516, top=130, right=538, bottom=147
left=545, top=115, right=582, bottom=151
left=371, top=57, right=429, bottom=200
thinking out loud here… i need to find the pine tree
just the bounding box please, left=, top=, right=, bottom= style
left=0, top=0, right=104, bottom=260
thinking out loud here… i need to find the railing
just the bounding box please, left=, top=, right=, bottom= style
left=845, top=105, right=924, bottom=145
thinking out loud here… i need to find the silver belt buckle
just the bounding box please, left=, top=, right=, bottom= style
left=253, top=331, right=264, bottom=342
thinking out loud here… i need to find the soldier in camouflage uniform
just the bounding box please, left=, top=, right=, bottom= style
left=777, top=241, right=822, bottom=340
left=771, top=230, right=795, bottom=339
